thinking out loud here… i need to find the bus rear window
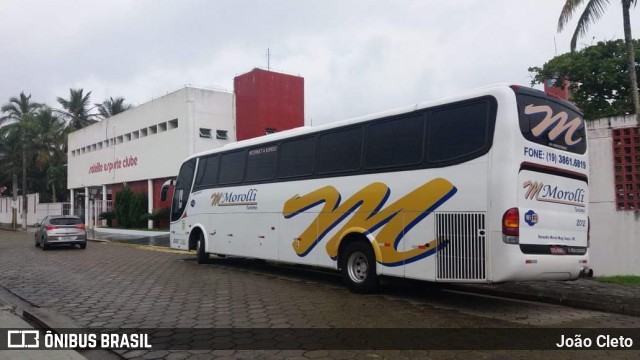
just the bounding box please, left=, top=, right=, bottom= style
left=517, top=94, right=586, bottom=155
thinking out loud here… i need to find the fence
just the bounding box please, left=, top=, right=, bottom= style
left=89, top=200, right=113, bottom=229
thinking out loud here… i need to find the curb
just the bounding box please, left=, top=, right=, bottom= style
left=444, top=283, right=640, bottom=318
left=0, top=287, right=122, bottom=360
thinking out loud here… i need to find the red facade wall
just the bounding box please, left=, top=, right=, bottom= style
left=234, top=68, right=304, bottom=141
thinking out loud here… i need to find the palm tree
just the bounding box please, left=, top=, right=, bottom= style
left=558, top=0, right=640, bottom=114
left=1, top=92, right=42, bottom=229
left=57, top=88, right=98, bottom=131
left=27, top=108, right=67, bottom=202
left=30, top=108, right=66, bottom=170
left=96, top=97, right=133, bottom=119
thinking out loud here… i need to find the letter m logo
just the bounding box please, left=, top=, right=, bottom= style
left=525, top=104, right=583, bottom=146
left=523, top=180, right=543, bottom=200
left=210, top=193, right=223, bottom=206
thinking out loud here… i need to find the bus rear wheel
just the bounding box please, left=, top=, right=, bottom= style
left=195, top=233, right=209, bottom=264
left=341, top=242, right=378, bottom=293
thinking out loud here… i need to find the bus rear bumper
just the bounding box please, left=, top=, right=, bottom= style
left=491, top=250, right=590, bottom=283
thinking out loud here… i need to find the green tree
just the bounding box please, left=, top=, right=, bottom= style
left=57, top=88, right=98, bottom=132
left=96, top=97, right=133, bottom=119
left=529, top=39, right=639, bottom=119
left=0, top=93, right=42, bottom=229
left=558, top=0, right=640, bottom=114
left=30, top=108, right=67, bottom=202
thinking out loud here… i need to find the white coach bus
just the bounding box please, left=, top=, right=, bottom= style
left=166, top=84, right=590, bottom=292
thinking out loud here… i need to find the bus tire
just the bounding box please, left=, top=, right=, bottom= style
left=341, top=241, right=378, bottom=293
left=196, top=232, right=209, bottom=264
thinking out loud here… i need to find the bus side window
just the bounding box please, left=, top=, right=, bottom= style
left=365, top=115, right=424, bottom=169
left=219, top=150, right=246, bottom=185
left=316, top=127, right=363, bottom=174
left=427, top=101, right=491, bottom=163
left=278, top=137, right=315, bottom=179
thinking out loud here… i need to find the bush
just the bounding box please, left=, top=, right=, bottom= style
left=99, top=211, right=115, bottom=227
left=149, top=207, right=170, bottom=222
left=129, top=192, right=148, bottom=228
left=114, top=186, right=148, bottom=229
left=114, top=187, right=133, bottom=228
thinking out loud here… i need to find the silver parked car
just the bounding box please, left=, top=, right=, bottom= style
left=35, top=215, right=87, bottom=250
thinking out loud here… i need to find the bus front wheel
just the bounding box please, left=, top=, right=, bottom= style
left=341, top=242, right=378, bottom=293
left=195, top=233, right=209, bottom=264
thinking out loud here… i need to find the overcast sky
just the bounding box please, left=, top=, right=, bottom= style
left=1, top=0, right=639, bottom=125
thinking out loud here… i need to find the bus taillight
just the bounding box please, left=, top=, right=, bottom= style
left=502, top=208, right=519, bottom=244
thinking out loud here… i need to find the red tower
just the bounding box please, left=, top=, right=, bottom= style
left=544, top=77, right=570, bottom=101
left=234, top=68, right=304, bottom=141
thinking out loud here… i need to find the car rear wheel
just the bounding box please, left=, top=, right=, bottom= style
left=35, top=235, right=40, bottom=247
left=80, top=242, right=87, bottom=249
left=41, top=238, right=48, bottom=251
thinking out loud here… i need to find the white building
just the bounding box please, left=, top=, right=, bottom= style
left=67, top=86, right=236, bottom=227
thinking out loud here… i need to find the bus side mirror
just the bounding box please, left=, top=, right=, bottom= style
left=160, top=179, right=176, bottom=202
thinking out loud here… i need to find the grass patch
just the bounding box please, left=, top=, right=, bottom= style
left=595, top=275, right=640, bottom=285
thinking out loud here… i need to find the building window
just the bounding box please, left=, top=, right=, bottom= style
left=124, top=133, right=131, bottom=142
left=265, top=128, right=277, bottom=135
left=216, top=130, right=228, bottom=140
left=200, top=128, right=213, bottom=138
left=149, top=125, right=157, bottom=135
left=132, top=131, right=139, bottom=139
left=159, top=122, right=167, bottom=132
left=168, top=119, right=178, bottom=130
left=216, top=130, right=229, bottom=140
left=140, top=128, right=148, bottom=137
left=117, top=136, right=124, bottom=144
left=613, top=127, right=640, bottom=210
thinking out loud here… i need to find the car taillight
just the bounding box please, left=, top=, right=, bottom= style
left=45, top=225, right=58, bottom=231
left=502, top=207, right=519, bottom=244
left=74, top=225, right=86, bottom=230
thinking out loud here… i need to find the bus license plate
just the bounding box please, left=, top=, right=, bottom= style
left=549, top=246, right=566, bottom=255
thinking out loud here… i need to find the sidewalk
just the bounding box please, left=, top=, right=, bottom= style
left=88, top=228, right=169, bottom=247
left=0, top=299, right=86, bottom=360
left=448, top=278, right=640, bottom=317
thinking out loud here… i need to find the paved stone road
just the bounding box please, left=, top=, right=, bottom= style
left=1, top=230, right=639, bottom=359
